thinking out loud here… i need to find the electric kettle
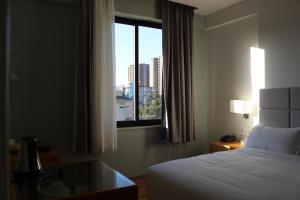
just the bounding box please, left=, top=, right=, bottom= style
left=15, top=136, right=43, bottom=180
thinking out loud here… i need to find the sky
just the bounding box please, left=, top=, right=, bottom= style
left=115, top=23, right=162, bottom=86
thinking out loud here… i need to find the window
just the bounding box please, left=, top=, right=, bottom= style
left=115, top=17, right=163, bottom=127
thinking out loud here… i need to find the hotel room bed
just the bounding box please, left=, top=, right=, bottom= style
left=146, top=147, right=300, bottom=200
left=146, top=88, right=300, bottom=200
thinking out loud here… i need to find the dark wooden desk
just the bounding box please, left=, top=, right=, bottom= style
left=11, top=161, right=138, bottom=200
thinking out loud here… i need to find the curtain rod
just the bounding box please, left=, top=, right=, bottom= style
left=45, top=0, right=79, bottom=6
left=115, top=12, right=162, bottom=23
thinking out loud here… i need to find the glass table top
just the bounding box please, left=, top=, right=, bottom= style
left=11, top=160, right=135, bottom=200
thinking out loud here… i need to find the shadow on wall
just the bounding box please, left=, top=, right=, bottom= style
left=9, top=0, right=78, bottom=154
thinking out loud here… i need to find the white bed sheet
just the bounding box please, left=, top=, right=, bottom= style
left=146, top=148, right=300, bottom=200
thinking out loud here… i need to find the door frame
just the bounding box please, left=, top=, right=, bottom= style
left=0, top=0, right=10, bottom=199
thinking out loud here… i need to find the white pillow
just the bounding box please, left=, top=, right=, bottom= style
left=245, top=125, right=300, bottom=154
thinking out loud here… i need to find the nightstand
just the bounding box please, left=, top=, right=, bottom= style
left=209, top=140, right=242, bottom=153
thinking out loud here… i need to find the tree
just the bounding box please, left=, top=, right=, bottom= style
left=139, top=93, right=161, bottom=119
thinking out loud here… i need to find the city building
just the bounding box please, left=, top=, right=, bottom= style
left=139, top=87, right=153, bottom=105
left=139, top=63, right=149, bottom=87
left=116, top=96, right=134, bottom=121
left=128, top=64, right=134, bottom=84
left=149, top=56, right=163, bottom=95
left=116, top=83, right=135, bottom=121
left=128, top=64, right=150, bottom=87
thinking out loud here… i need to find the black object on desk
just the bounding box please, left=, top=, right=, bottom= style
left=220, top=135, right=236, bottom=142
left=15, top=136, right=43, bottom=181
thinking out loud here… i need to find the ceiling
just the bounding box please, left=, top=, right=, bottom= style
left=170, top=0, right=244, bottom=15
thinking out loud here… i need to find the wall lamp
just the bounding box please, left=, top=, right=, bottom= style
left=230, top=100, right=252, bottom=119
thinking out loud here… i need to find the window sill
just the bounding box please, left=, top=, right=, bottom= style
left=117, top=125, right=162, bottom=131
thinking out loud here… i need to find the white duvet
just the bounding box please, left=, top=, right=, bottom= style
left=146, top=148, right=300, bottom=200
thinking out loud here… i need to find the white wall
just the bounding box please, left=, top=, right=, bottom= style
left=206, top=15, right=258, bottom=140
left=205, top=0, right=300, bottom=138
left=258, top=0, right=300, bottom=88
left=9, top=0, right=79, bottom=166
left=206, top=0, right=258, bottom=28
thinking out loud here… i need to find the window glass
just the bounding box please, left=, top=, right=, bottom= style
left=115, top=18, right=163, bottom=127
left=138, top=26, right=163, bottom=120
left=115, top=23, right=135, bottom=121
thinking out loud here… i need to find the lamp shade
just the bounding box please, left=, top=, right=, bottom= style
left=230, top=100, right=252, bottom=114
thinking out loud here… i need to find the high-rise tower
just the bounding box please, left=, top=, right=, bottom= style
left=149, top=57, right=163, bottom=94
left=128, top=64, right=150, bottom=87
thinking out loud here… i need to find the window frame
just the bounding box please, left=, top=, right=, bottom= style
left=115, top=16, right=163, bottom=128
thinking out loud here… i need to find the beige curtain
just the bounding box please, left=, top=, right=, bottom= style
left=162, top=0, right=196, bottom=143
left=74, top=0, right=117, bottom=154
left=91, top=0, right=117, bottom=153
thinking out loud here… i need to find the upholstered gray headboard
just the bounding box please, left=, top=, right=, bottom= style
left=260, top=87, right=300, bottom=128
left=290, top=88, right=300, bottom=127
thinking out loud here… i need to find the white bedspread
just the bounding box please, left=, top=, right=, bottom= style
left=146, top=148, right=300, bottom=200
